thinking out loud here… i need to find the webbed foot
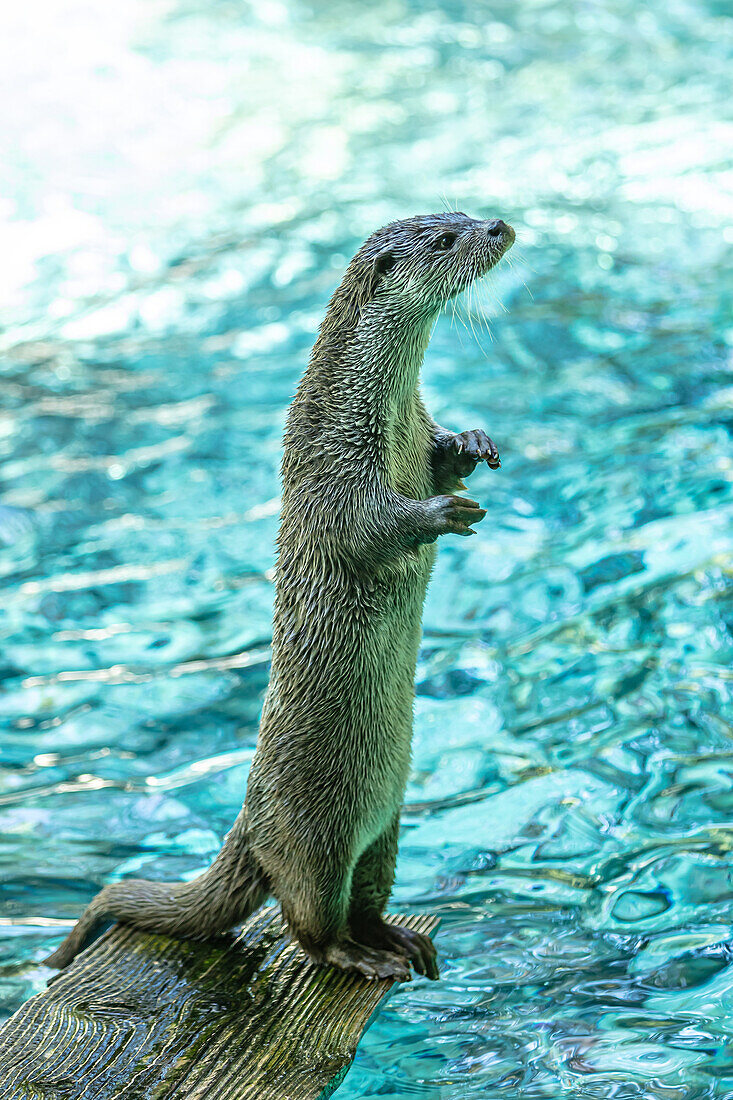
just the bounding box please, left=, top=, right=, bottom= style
left=352, top=920, right=440, bottom=980
left=311, top=938, right=413, bottom=982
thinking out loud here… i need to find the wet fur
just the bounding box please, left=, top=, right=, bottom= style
left=46, top=212, right=514, bottom=979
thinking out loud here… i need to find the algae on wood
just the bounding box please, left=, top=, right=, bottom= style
left=0, top=905, right=438, bottom=1099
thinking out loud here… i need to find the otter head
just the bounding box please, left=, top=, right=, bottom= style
left=355, top=211, right=515, bottom=322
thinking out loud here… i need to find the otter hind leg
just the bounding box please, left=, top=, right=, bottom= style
left=348, top=816, right=440, bottom=981
left=279, top=852, right=412, bottom=983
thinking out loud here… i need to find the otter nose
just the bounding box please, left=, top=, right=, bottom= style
left=486, top=219, right=509, bottom=236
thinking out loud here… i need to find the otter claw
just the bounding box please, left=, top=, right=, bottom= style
left=445, top=429, right=501, bottom=477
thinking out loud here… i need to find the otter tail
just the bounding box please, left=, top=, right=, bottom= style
left=45, top=811, right=267, bottom=969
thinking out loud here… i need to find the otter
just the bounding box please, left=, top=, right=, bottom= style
left=46, top=211, right=515, bottom=982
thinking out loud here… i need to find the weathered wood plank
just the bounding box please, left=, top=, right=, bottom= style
left=0, top=906, right=438, bottom=1099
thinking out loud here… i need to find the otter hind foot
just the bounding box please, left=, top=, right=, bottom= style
left=308, top=938, right=413, bottom=982
left=353, top=920, right=440, bottom=981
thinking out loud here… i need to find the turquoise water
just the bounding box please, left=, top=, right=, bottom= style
left=1, top=0, right=733, bottom=1095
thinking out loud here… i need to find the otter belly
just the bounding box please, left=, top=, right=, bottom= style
left=246, top=551, right=433, bottom=862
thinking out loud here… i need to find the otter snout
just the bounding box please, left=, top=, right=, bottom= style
left=485, top=219, right=515, bottom=245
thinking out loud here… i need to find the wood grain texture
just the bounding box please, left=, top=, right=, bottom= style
left=0, top=907, right=438, bottom=1099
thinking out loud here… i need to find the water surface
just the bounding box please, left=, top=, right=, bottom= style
left=1, top=1, right=733, bottom=1096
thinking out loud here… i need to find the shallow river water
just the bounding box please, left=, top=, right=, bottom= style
left=1, top=0, right=733, bottom=1096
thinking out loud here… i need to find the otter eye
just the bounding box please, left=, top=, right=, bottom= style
left=434, top=232, right=457, bottom=251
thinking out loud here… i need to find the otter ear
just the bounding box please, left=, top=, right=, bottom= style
left=368, top=250, right=396, bottom=298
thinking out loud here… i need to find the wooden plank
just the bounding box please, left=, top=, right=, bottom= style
left=0, top=906, right=438, bottom=1099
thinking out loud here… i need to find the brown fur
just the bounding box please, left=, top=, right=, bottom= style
left=46, top=212, right=514, bottom=980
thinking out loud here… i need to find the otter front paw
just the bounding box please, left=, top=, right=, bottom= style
left=442, top=429, right=501, bottom=477
left=421, top=494, right=487, bottom=539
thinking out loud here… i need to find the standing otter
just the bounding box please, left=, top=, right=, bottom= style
left=46, top=211, right=515, bottom=981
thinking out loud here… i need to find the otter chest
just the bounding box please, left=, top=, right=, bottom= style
left=385, top=400, right=434, bottom=501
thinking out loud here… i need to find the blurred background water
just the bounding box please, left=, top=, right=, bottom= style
left=1, top=0, right=732, bottom=1095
